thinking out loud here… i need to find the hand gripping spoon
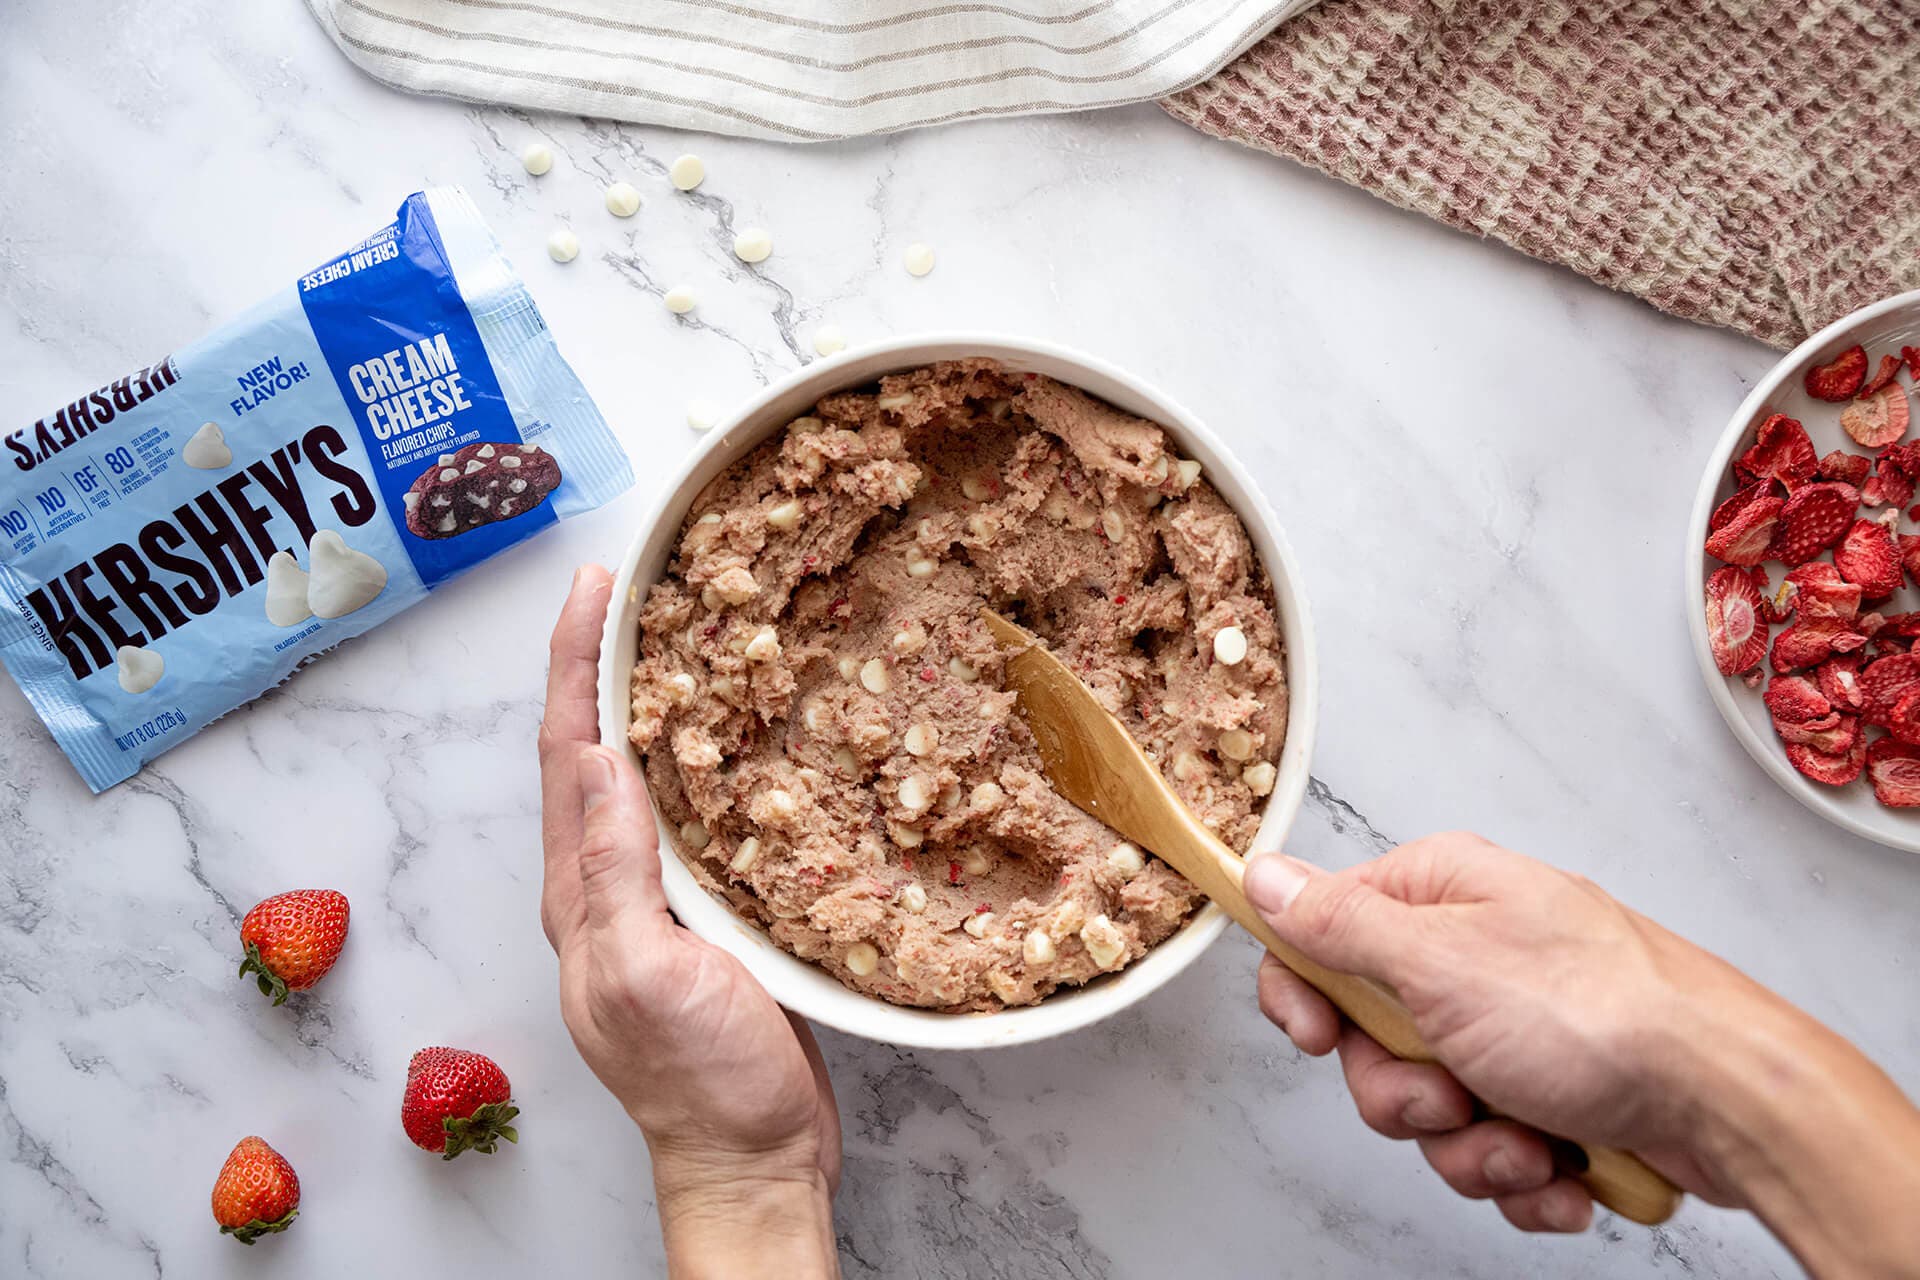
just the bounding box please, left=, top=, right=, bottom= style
left=980, top=609, right=1681, bottom=1226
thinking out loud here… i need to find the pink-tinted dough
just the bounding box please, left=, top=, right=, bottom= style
left=629, top=360, right=1286, bottom=1011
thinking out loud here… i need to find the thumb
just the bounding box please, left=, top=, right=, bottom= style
left=1244, top=853, right=1423, bottom=983
left=575, top=745, right=670, bottom=936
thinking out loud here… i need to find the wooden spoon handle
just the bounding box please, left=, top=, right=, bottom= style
left=1167, top=815, right=1681, bottom=1226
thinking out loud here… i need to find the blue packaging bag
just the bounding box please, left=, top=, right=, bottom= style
left=0, top=188, right=632, bottom=791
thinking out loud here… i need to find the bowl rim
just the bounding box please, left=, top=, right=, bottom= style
left=1684, top=288, right=1920, bottom=852
left=598, top=331, right=1321, bottom=1047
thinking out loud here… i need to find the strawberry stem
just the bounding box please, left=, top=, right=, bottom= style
left=237, top=942, right=291, bottom=1006
left=440, top=1102, right=521, bottom=1160
left=220, top=1207, right=298, bottom=1245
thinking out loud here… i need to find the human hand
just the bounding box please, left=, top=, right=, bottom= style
left=540, top=565, right=841, bottom=1277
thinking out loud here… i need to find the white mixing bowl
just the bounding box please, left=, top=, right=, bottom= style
left=599, top=334, right=1319, bottom=1049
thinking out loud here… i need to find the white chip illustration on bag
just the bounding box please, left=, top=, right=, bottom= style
left=305, top=531, right=388, bottom=619
left=182, top=421, right=232, bottom=469
left=115, top=645, right=164, bottom=694
left=264, top=550, right=313, bottom=627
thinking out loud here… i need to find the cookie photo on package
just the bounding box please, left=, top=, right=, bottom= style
left=0, top=187, right=633, bottom=792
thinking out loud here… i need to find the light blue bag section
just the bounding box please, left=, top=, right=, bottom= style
left=0, top=188, right=631, bottom=791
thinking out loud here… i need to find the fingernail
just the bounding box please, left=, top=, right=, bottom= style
left=1400, top=1088, right=1445, bottom=1132
left=581, top=748, right=617, bottom=812
left=1541, top=1190, right=1585, bottom=1232
left=571, top=565, right=585, bottom=589
left=1483, top=1147, right=1520, bottom=1188
left=1244, top=854, right=1310, bottom=913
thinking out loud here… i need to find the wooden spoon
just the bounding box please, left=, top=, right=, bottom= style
left=980, top=608, right=1681, bottom=1227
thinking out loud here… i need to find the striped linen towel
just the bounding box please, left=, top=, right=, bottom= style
left=306, top=0, right=1314, bottom=142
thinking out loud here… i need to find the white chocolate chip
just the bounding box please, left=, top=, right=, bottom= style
left=762, top=788, right=798, bottom=823
left=115, top=644, right=164, bottom=694
left=686, top=399, right=720, bottom=431
left=1218, top=728, right=1255, bottom=761
left=903, top=723, right=938, bottom=756
left=546, top=228, right=580, bottom=262
left=970, top=782, right=1004, bottom=812
left=812, top=324, right=846, bottom=357
left=728, top=837, right=762, bottom=873
left=903, top=242, right=935, bottom=277
left=888, top=820, right=923, bottom=848
left=436, top=513, right=457, bottom=533
left=663, top=285, right=697, bottom=314
left=890, top=624, right=926, bottom=656
left=767, top=499, right=803, bottom=531
left=897, top=775, right=931, bottom=813
left=522, top=444, right=541, bottom=453
left=711, top=567, right=759, bottom=605
left=679, top=820, right=710, bottom=851
left=403, top=492, right=420, bottom=511
left=699, top=585, right=723, bottom=611
left=834, top=746, right=861, bottom=775
left=844, top=942, right=879, bottom=976
left=499, top=500, right=515, bottom=517
left=859, top=658, right=891, bottom=694
left=961, top=474, right=991, bottom=502
left=732, top=227, right=772, bottom=263
left=439, top=467, right=459, bottom=482
left=876, top=393, right=915, bottom=411
left=838, top=656, right=861, bottom=682
left=744, top=626, right=781, bottom=663
left=431, top=494, right=451, bottom=508
left=1080, top=915, right=1126, bottom=970
left=476, top=444, right=495, bottom=459
left=1213, top=626, right=1248, bottom=666
left=464, top=459, right=486, bottom=475
left=1171, top=750, right=1206, bottom=783
left=509, top=478, right=528, bottom=494
left=948, top=656, right=978, bottom=682
left=1100, top=506, right=1125, bottom=542
left=264, top=551, right=312, bottom=627
left=499, top=455, right=523, bottom=468
left=1023, top=931, right=1055, bottom=965
left=710, top=675, right=735, bottom=703
left=306, top=530, right=389, bottom=619
left=963, top=911, right=994, bottom=939
left=1242, top=761, right=1277, bottom=797
left=899, top=883, right=928, bottom=913
left=666, top=672, right=697, bottom=705
left=965, top=514, right=994, bottom=541
left=604, top=181, right=641, bottom=217
left=802, top=700, right=826, bottom=733
left=961, top=846, right=992, bottom=877
left=906, top=557, right=936, bottom=579
left=669, top=153, right=705, bottom=190
left=438, top=453, right=456, bottom=466
left=468, top=492, right=491, bottom=508
left=521, top=143, right=553, bottom=175
left=182, top=422, right=231, bottom=469
left=1175, top=458, right=1203, bottom=490
left=1147, top=454, right=1171, bottom=484
left=1106, top=843, right=1145, bottom=879
left=696, top=512, right=722, bottom=526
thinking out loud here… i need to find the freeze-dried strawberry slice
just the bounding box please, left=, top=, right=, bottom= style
left=1904, top=346, right=1920, bottom=383
left=1862, top=467, right=1915, bottom=508
left=1768, top=482, right=1859, bottom=565
left=1818, top=653, right=1866, bottom=713
left=1771, top=564, right=1866, bottom=671
left=1876, top=611, right=1920, bottom=639
left=1834, top=518, right=1904, bottom=598
left=1705, top=493, right=1785, bottom=567
left=1889, top=692, right=1920, bottom=746
left=1747, top=566, right=1795, bottom=623
left=1779, top=712, right=1859, bottom=755
left=1818, top=450, right=1872, bottom=487
left=1861, top=652, right=1920, bottom=726
left=1806, top=344, right=1868, bottom=401
left=1736, top=414, right=1817, bottom=490
left=1899, top=534, right=1920, bottom=588
left=1859, top=353, right=1903, bottom=399
left=1840, top=385, right=1911, bottom=448
left=1867, top=738, right=1920, bottom=806
left=1705, top=567, right=1768, bottom=674
left=1785, top=733, right=1867, bottom=786
left=1763, top=674, right=1832, bottom=725
left=1708, top=482, right=1772, bottom=532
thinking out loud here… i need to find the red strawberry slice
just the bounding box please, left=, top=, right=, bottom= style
left=1867, top=738, right=1920, bottom=806
left=1705, top=493, right=1784, bottom=567
left=1862, top=468, right=1914, bottom=508
left=1736, top=414, right=1817, bottom=490
left=1785, top=733, right=1867, bottom=786
left=1861, top=652, right=1920, bottom=726
left=1900, top=534, right=1920, bottom=588
left=1705, top=567, right=1768, bottom=674
left=1903, top=346, right=1920, bottom=384
left=1708, top=482, right=1773, bottom=533
left=1768, top=482, right=1860, bottom=565
left=1859, top=353, right=1903, bottom=399
left=1876, top=611, right=1920, bottom=639
left=1840, top=385, right=1911, bottom=448
left=1818, top=450, right=1872, bottom=487
left=1834, top=518, right=1904, bottom=598
left=1763, top=674, right=1832, bottom=725
left=1776, top=711, right=1858, bottom=755
left=1772, top=564, right=1866, bottom=672
left=1818, top=653, right=1866, bottom=713
left=1747, top=565, right=1795, bottom=623
left=1806, top=344, right=1868, bottom=401
left=1889, top=692, right=1920, bottom=746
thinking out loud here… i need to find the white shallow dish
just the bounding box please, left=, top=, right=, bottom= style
left=599, top=333, right=1319, bottom=1049
left=1687, top=290, right=1920, bottom=852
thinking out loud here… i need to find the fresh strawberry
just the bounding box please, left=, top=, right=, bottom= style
left=1859, top=353, right=1904, bottom=399
left=1768, top=482, right=1859, bottom=565
left=1736, top=414, right=1817, bottom=490
left=1818, top=450, right=1872, bottom=487
left=402, top=1047, right=519, bottom=1159
left=1786, top=733, right=1866, bottom=786
left=1818, top=653, right=1866, bottom=713
left=239, top=890, right=349, bottom=1005
left=1705, top=567, right=1769, bottom=674
left=1861, top=653, right=1920, bottom=727
left=1840, top=384, right=1911, bottom=448
left=1834, top=518, right=1905, bottom=598
left=212, top=1136, right=299, bottom=1245
left=1704, top=490, right=1784, bottom=566
left=1806, top=344, right=1868, bottom=401
left=1867, top=737, right=1920, bottom=806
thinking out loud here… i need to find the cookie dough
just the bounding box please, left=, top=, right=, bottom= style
left=629, top=359, right=1287, bottom=1011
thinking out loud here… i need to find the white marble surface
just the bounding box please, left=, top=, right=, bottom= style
left=2, top=4, right=1915, bottom=1278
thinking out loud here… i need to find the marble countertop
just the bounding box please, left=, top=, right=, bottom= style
left=3, top=4, right=1914, bottom=1277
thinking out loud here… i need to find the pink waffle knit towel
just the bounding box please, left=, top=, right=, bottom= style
left=1164, top=0, right=1920, bottom=349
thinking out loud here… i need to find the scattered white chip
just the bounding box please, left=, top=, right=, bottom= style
left=732, top=227, right=772, bottom=263
left=1218, top=728, right=1255, bottom=761
left=663, top=285, right=697, bottom=314
left=903, top=242, right=935, bottom=277
left=1243, top=761, right=1278, bottom=797
left=844, top=942, right=879, bottom=976
left=811, top=324, right=845, bottom=357
left=115, top=644, right=164, bottom=695
left=686, top=399, right=720, bottom=431
left=669, top=154, right=706, bottom=190
left=963, top=910, right=994, bottom=939
left=1106, top=843, right=1146, bottom=878
left=306, top=530, right=388, bottom=619
left=547, top=228, right=580, bottom=263
left=1213, top=625, right=1248, bottom=666
left=521, top=143, right=554, bottom=176
left=604, top=181, right=641, bottom=217
left=679, top=820, right=710, bottom=851
left=264, top=551, right=313, bottom=627
left=1081, top=915, right=1126, bottom=969
left=182, top=422, right=231, bottom=469
left=898, top=883, right=928, bottom=913
left=729, top=837, right=762, bottom=873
